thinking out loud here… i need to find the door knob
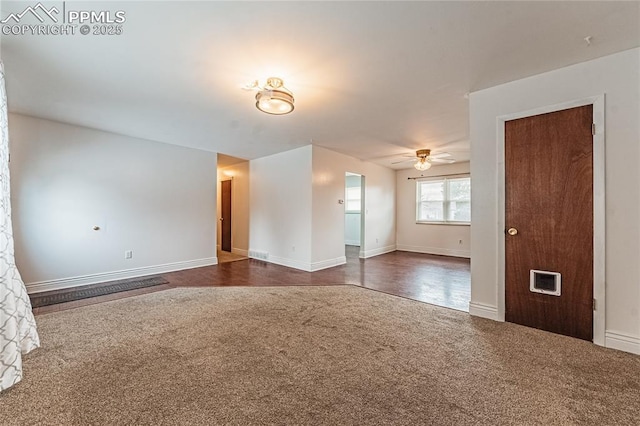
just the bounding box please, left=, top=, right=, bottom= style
left=507, top=227, right=518, bottom=236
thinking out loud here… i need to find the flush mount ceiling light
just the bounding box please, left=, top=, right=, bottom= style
left=414, top=149, right=433, bottom=171
left=244, top=77, right=294, bottom=115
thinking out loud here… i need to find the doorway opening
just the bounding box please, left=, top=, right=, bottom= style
left=345, top=172, right=365, bottom=259
left=216, top=154, right=250, bottom=264
left=221, top=179, right=232, bottom=252
left=218, top=177, right=245, bottom=264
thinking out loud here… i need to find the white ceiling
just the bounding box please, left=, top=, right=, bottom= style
left=2, top=1, right=639, bottom=169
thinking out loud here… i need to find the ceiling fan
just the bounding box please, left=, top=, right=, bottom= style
left=392, top=149, right=455, bottom=170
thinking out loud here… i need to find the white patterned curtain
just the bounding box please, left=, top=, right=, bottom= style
left=0, top=62, right=40, bottom=392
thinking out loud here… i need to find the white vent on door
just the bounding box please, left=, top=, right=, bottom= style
left=530, top=270, right=561, bottom=296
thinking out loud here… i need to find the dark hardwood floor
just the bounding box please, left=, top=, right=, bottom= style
left=32, top=246, right=470, bottom=315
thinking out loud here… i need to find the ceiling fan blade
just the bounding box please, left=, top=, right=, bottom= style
left=391, top=158, right=417, bottom=164
left=430, top=152, right=452, bottom=159
left=366, top=152, right=416, bottom=161
left=430, top=158, right=456, bottom=164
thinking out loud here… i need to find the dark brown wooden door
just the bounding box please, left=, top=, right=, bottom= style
left=221, top=180, right=232, bottom=252
left=505, top=105, right=593, bottom=341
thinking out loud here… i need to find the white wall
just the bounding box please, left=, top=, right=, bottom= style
left=344, top=175, right=361, bottom=246
left=396, top=162, right=470, bottom=258
left=312, top=145, right=396, bottom=265
left=249, top=145, right=313, bottom=270
left=9, top=114, right=218, bottom=292
left=217, top=161, right=250, bottom=256
left=469, top=48, right=640, bottom=354
left=249, top=145, right=396, bottom=272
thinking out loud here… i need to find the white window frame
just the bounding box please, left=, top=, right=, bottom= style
left=415, top=174, right=471, bottom=225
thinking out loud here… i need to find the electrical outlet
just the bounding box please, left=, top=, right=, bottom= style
left=459, top=239, right=463, bottom=245
left=125, top=250, right=133, bottom=259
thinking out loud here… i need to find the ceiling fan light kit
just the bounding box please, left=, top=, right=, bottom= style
left=414, top=158, right=432, bottom=171
left=414, top=148, right=433, bottom=170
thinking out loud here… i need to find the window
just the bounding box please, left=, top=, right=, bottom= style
left=416, top=175, right=470, bottom=224
left=345, top=186, right=361, bottom=212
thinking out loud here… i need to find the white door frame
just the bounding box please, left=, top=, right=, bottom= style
left=359, top=174, right=366, bottom=258
left=495, top=95, right=605, bottom=346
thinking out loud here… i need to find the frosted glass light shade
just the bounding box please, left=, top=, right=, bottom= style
left=255, top=90, right=294, bottom=115
left=414, top=159, right=432, bottom=171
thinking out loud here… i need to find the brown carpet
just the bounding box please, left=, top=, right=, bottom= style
left=1, top=286, right=639, bottom=425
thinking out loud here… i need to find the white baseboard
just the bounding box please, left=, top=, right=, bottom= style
left=258, top=254, right=311, bottom=272
left=231, top=247, right=249, bottom=257
left=251, top=254, right=346, bottom=273
left=344, top=240, right=360, bottom=246
left=26, top=257, right=218, bottom=294
left=468, top=302, right=502, bottom=321
left=396, top=244, right=470, bottom=259
left=468, top=305, right=640, bottom=356
left=360, top=244, right=396, bottom=259
left=310, top=256, right=346, bottom=272
left=605, top=331, right=640, bottom=355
